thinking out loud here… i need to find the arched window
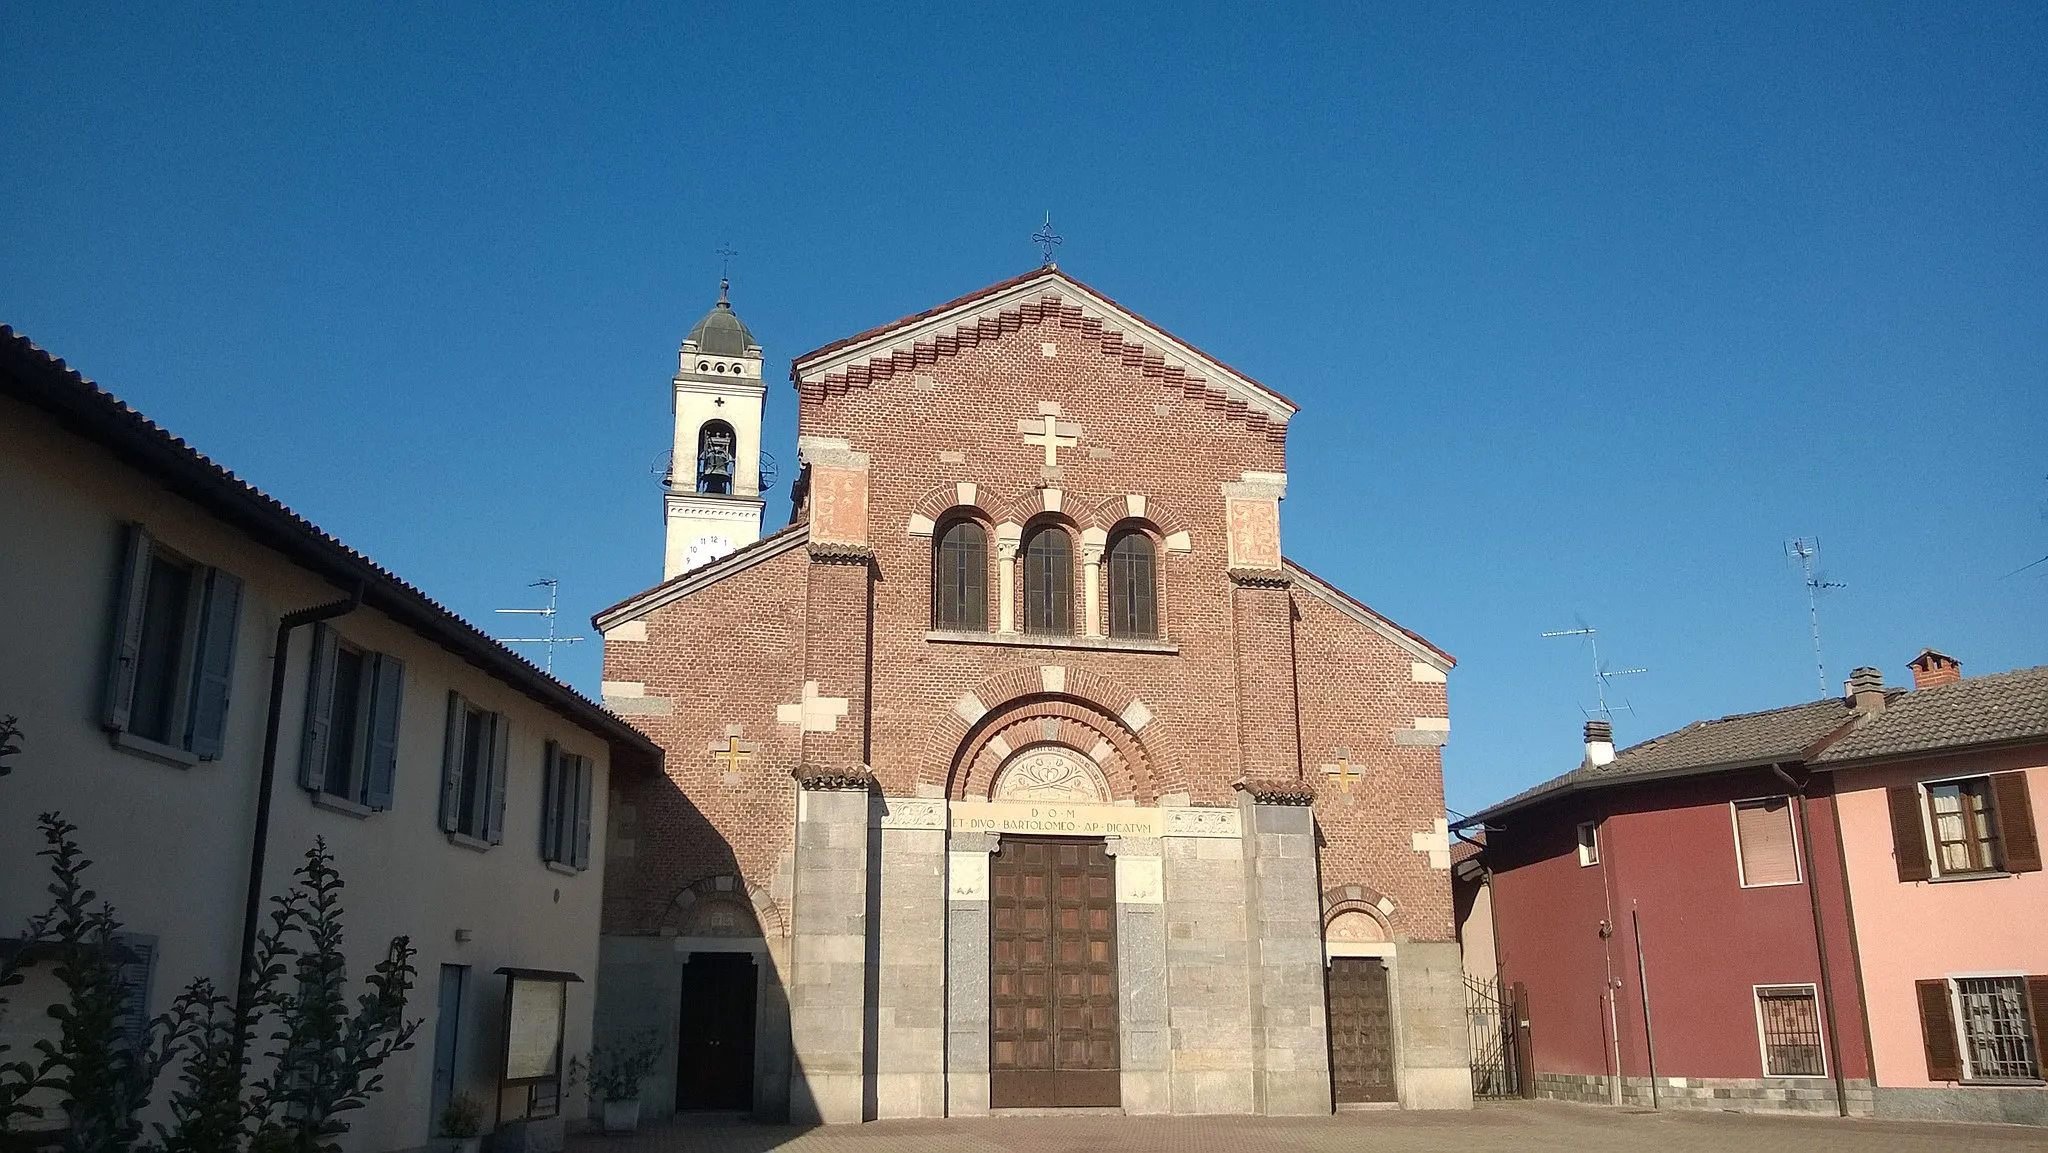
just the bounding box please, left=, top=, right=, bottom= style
left=1022, top=524, right=1072, bottom=635
left=696, top=421, right=736, bottom=494
left=1107, top=529, right=1157, bottom=638
left=933, top=519, right=987, bottom=631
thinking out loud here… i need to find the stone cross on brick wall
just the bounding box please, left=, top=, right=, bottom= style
left=1017, top=402, right=1080, bottom=466
left=776, top=680, right=849, bottom=733
left=1321, top=746, right=1363, bottom=804
left=708, top=727, right=757, bottom=773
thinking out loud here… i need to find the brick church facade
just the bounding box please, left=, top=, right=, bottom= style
left=591, top=267, right=1469, bottom=1122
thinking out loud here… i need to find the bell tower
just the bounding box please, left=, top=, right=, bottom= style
left=663, top=279, right=767, bottom=577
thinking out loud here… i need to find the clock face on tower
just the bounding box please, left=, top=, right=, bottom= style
left=683, top=533, right=736, bottom=571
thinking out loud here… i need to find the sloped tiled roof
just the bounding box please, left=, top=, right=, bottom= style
left=0, top=325, right=662, bottom=771
left=1814, top=665, right=2048, bottom=764
left=1461, top=697, right=1858, bottom=827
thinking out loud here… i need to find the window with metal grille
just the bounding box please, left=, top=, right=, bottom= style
left=933, top=519, right=987, bottom=630
left=1955, top=977, right=2040, bottom=1080
left=1756, top=985, right=1825, bottom=1076
left=1022, top=524, right=1072, bottom=635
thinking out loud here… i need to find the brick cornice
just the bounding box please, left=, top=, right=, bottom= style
left=790, top=269, right=1293, bottom=442
left=1233, top=778, right=1315, bottom=806
left=792, top=765, right=876, bottom=792
left=1227, top=567, right=1292, bottom=589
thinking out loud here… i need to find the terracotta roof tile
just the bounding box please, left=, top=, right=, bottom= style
left=1813, top=665, right=2048, bottom=763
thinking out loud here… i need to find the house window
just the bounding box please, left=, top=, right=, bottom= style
left=933, top=518, right=988, bottom=631
left=1929, top=779, right=2001, bottom=874
left=441, top=693, right=509, bottom=845
left=1106, top=529, right=1157, bottom=639
left=1956, top=978, right=2041, bottom=1081
left=1889, top=773, right=2041, bottom=882
left=1755, top=985, right=1826, bottom=1076
left=298, top=624, right=406, bottom=810
left=540, top=742, right=594, bottom=870
left=1022, top=524, right=1072, bottom=635
left=1733, top=797, right=1802, bottom=886
left=103, top=525, right=244, bottom=761
left=1576, top=821, right=1599, bottom=866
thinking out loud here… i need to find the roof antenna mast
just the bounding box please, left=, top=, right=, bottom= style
left=1542, top=619, right=1648, bottom=728
left=494, top=577, right=587, bottom=675
left=1785, top=537, right=1846, bottom=699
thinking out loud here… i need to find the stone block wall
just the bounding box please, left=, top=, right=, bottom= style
left=1242, top=800, right=1331, bottom=1116
left=1112, top=835, right=1171, bottom=1114
left=788, top=788, right=870, bottom=1123
left=871, top=816, right=947, bottom=1118
left=1392, top=940, right=1473, bottom=1110
left=1163, top=832, right=1256, bottom=1114
left=1531, top=1071, right=1875, bottom=1117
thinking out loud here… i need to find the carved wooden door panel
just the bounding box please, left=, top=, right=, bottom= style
left=1329, top=956, right=1397, bottom=1103
left=990, top=836, right=1120, bottom=1107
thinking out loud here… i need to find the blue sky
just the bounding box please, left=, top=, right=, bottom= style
left=5, top=3, right=2043, bottom=815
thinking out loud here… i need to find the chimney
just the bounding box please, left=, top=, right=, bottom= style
left=1908, top=648, right=1962, bottom=689
left=1584, top=719, right=1615, bottom=767
left=1847, top=666, right=1887, bottom=713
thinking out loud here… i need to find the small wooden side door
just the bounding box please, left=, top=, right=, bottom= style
left=1328, top=956, right=1397, bottom=1103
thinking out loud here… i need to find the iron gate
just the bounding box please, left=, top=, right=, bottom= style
left=1466, top=973, right=1522, bottom=1099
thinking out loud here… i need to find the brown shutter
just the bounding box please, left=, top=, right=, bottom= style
left=2027, top=977, right=2048, bottom=1057
left=1735, top=798, right=1801, bottom=885
left=1915, top=979, right=1962, bottom=1081
left=1888, top=785, right=1933, bottom=882
left=1991, top=772, right=2040, bottom=874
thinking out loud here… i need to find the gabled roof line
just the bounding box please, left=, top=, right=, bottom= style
left=1282, top=559, right=1455, bottom=669
left=0, top=325, right=661, bottom=770
left=789, top=267, right=1298, bottom=425
left=592, top=523, right=810, bottom=629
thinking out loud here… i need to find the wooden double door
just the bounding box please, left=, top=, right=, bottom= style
left=989, top=837, right=1121, bottom=1108
left=1328, top=956, right=1397, bottom=1103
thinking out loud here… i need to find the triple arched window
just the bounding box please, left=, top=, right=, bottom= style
left=929, top=513, right=1162, bottom=640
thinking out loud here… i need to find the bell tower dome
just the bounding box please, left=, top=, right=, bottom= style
left=663, top=278, right=767, bottom=577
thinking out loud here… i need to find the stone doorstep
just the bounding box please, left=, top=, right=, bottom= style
left=988, top=1106, right=1127, bottom=1117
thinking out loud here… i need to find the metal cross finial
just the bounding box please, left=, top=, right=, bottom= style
left=716, top=243, right=739, bottom=279
left=1032, top=214, right=1063, bottom=266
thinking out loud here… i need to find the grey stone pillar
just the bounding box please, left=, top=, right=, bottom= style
left=872, top=796, right=948, bottom=1118
left=1393, top=940, right=1475, bottom=1110
left=788, top=785, right=871, bottom=1123
left=1162, top=812, right=1255, bottom=1114
left=1241, top=796, right=1332, bottom=1115
left=1108, top=836, right=1170, bottom=1113
left=945, top=831, right=998, bottom=1116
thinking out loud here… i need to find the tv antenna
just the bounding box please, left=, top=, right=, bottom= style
left=1785, top=537, right=1846, bottom=699
left=494, top=578, right=586, bottom=675
left=1542, top=619, right=1648, bottom=725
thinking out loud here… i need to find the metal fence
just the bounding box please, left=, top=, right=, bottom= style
left=1466, top=973, right=1522, bottom=1099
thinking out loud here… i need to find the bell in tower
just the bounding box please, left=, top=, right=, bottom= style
left=663, top=279, right=767, bottom=577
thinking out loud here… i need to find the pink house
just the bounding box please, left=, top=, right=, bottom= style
left=1813, top=653, right=2048, bottom=1126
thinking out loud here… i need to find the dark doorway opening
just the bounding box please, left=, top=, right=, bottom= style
left=1328, top=956, right=1397, bottom=1104
left=989, top=836, right=1120, bottom=1108
left=676, top=951, right=757, bottom=1111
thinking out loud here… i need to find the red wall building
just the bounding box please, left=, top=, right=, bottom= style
left=1469, top=708, right=1874, bottom=1114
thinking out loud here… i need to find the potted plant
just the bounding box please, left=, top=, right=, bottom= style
left=438, top=1093, right=485, bottom=1153
left=581, top=1032, right=661, bottom=1134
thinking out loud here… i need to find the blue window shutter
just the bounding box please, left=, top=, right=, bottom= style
left=185, top=568, right=244, bottom=758
left=364, top=653, right=405, bottom=810
left=571, top=756, right=593, bottom=870
left=103, top=524, right=154, bottom=732
left=298, top=623, right=339, bottom=791
left=113, top=934, right=158, bottom=1053
left=439, top=692, right=465, bottom=832
left=485, top=714, right=510, bottom=845
left=539, top=741, right=561, bottom=861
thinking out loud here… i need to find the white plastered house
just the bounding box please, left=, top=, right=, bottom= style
left=0, top=326, right=664, bottom=1152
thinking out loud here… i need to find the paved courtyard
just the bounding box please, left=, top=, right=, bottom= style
left=568, top=1100, right=2041, bottom=1153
